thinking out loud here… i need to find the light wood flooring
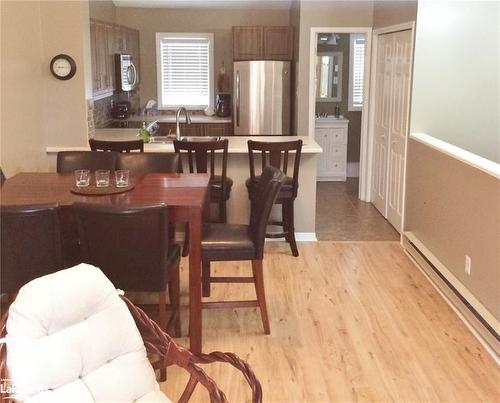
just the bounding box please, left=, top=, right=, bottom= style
left=316, top=180, right=399, bottom=241
left=161, top=242, right=500, bottom=402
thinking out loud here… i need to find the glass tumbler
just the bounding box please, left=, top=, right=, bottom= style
left=95, top=170, right=110, bottom=187
left=115, top=170, right=130, bottom=187
left=74, top=169, right=90, bottom=187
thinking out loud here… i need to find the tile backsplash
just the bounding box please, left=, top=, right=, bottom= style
left=93, top=96, right=114, bottom=128
left=92, top=91, right=141, bottom=129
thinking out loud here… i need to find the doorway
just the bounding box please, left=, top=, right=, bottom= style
left=309, top=24, right=415, bottom=240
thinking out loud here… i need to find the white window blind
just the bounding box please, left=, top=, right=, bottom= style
left=156, top=33, right=214, bottom=109
left=349, top=33, right=365, bottom=111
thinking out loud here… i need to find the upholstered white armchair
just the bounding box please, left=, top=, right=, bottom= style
left=0, top=264, right=261, bottom=402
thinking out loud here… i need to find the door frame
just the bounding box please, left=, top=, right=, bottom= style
left=367, top=22, right=416, bottom=229
left=308, top=26, right=373, bottom=200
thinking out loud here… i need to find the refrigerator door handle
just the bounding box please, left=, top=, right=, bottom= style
left=236, top=70, right=240, bottom=127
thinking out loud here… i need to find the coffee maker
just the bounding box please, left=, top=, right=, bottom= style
left=215, top=93, right=231, bottom=117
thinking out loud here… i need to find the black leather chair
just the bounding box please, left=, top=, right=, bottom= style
left=89, top=139, right=144, bottom=153
left=246, top=140, right=302, bottom=257
left=74, top=203, right=181, bottom=337
left=201, top=166, right=286, bottom=334
left=116, top=152, right=180, bottom=173
left=56, top=151, right=119, bottom=173
left=1, top=204, right=63, bottom=294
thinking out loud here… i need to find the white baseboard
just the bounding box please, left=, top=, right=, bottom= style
left=403, top=231, right=500, bottom=360
left=347, top=162, right=360, bottom=178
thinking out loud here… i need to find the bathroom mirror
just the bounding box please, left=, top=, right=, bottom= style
left=316, top=51, right=343, bottom=102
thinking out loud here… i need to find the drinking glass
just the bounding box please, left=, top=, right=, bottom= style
left=115, top=170, right=130, bottom=187
left=74, top=169, right=90, bottom=187
left=95, top=170, right=110, bottom=187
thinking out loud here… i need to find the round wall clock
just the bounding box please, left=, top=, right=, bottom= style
left=50, top=54, right=77, bottom=80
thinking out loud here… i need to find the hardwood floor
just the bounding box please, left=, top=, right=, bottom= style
left=162, top=242, right=500, bottom=402
left=316, top=180, right=399, bottom=241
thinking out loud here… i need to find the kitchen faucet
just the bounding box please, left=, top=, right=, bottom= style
left=175, top=107, right=191, bottom=140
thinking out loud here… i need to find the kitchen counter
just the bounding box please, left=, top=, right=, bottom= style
left=125, top=114, right=232, bottom=124
left=45, top=135, right=321, bottom=238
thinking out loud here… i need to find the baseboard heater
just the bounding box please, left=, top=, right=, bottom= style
left=402, top=232, right=500, bottom=357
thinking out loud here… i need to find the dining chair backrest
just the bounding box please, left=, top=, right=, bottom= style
left=247, top=140, right=302, bottom=197
left=116, top=152, right=180, bottom=173
left=249, top=166, right=286, bottom=259
left=74, top=203, right=172, bottom=292
left=0, top=204, right=63, bottom=293
left=0, top=167, right=5, bottom=186
left=173, top=138, right=228, bottom=176
left=56, top=151, right=119, bottom=173
left=89, top=139, right=144, bottom=153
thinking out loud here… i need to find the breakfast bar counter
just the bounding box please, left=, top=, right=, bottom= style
left=46, top=135, right=322, bottom=238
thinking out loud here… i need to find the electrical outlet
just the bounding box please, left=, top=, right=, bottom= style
left=465, top=255, right=472, bottom=275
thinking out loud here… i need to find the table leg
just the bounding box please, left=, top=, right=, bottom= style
left=188, top=207, right=203, bottom=353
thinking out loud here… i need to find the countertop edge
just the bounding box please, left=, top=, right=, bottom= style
left=46, top=136, right=323, bottom=154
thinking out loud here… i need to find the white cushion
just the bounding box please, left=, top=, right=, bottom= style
left=6, top=263, right=171, bottom=402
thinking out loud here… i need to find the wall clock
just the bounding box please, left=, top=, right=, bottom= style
left=50, top=54, right=77, bottom=80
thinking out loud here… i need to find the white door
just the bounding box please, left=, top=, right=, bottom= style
left=370, top=29, right=413, bottom=232
left=371, top=34, right=392, bottom=215
left=386, top=30, right=412, bottom=231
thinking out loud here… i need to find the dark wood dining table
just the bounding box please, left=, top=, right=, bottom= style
left=0, top=172, right=209, bottom=353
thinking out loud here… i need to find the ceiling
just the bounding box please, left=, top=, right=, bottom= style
left=113, top=0, right=293, bottom=9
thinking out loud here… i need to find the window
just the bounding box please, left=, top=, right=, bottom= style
left=348, top=33, right=365, bottom=111
left=156, top=33, right=214, bottom=110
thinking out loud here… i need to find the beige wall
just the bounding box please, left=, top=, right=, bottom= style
left=404, top=139, right=500, bottom=320
left=89, top=0, right=116, bottom=23
left=295, top=1, right=373, bottom=136
left=373, top=0, right=417, bottom=29
left=1, top=1, right=47, bottom=176
left=1, top=1, right=92, bottom=177
left=115, top=7, right=291, bottom=106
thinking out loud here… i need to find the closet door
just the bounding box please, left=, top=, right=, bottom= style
left=371, top=33, right=393, bottom=215
left=386, top=29, right=412, bottom=231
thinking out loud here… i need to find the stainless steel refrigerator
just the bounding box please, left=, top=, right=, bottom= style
left=233, top=61, right=291, bottom=135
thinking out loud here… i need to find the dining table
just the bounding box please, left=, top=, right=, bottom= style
left=0, top=172, right=209, bottom=353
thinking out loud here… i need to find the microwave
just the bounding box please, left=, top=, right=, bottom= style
left=115, top=54, right=137, bottom=91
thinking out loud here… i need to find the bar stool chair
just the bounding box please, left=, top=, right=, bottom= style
left=174, top=138, right=233, bottom=256
left=89, top=139, right=144, bottom=153
left=246, top=140, right=302, bottom=257
left=201, top=166, right=286, bottom=334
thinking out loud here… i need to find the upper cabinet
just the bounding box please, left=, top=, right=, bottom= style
left=263, top=27, right=294, bottom=60
left=90, top=19, right=140, bottom=98
left=233, top=26, right=293, bottom=61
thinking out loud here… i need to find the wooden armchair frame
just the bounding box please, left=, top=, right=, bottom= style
left=0, top=296, right=262, bottom=403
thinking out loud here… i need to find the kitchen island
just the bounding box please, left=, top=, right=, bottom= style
left=46, top=134, right=322, bottom=239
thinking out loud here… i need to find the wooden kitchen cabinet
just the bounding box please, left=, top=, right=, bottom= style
left=263, top=27, right=293, bottom=60
left=233, top=26, right=263, bottom=60
left=233, top=26, right=293, bottom=61
left=90, top=20, right=111, bottom=96
left=90, top=19, right=140, bottom=98
left=203, top=123, right=232, bottom=136
left=157, top=122, right=233, bottom=137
